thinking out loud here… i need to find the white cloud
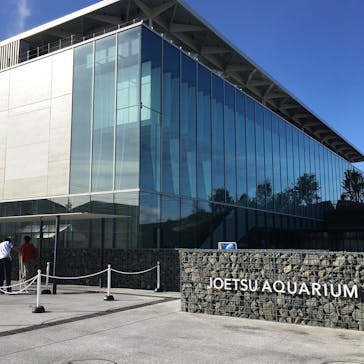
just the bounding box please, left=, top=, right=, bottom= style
left=15, top=0, right=31, bottom=33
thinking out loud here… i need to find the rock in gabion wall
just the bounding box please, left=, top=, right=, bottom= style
left=180, top=250, right=364, bottom=331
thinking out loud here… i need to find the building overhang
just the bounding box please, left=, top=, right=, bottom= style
left=1, top=0, right=363, bottom=163
left=0, top=212, right=127, bottom=223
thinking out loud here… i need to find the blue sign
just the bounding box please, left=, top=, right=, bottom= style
left=218, top=242, right=237, bottom=250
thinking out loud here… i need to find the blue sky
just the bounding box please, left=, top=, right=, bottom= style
left=1, top=0, right=363, bottom=169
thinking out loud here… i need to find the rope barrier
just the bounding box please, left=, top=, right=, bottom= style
left=1, top=261, right=162, bottom=313
left=0, top=276, right=38, bottom=295
left=111, top=266, right=157, bottom=275
left=41, top=268, right=108, bottom=280
left=1, top=274, right=39, bottom=289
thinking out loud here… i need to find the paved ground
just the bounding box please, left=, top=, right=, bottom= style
left=0, top=286, right=363, bottom=364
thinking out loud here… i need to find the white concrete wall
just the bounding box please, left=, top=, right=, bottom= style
left=0, top=49, right=73, bottom=201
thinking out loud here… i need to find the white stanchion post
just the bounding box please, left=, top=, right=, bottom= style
left=104, top=264, right=114, bottom=301
left=32, top=270, right=45, bottom=313
left=155, top=261, right=162, bottom=292
left=42, top=262, right=52, bottom=294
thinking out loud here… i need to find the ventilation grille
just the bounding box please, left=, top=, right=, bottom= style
left=0, top=40, right=20, bottom=70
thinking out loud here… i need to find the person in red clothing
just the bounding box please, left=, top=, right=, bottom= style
left=19, top=236, right=37, bottom=280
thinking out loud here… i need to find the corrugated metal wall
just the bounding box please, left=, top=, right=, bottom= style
left=0, top=40, right=20, bottom=70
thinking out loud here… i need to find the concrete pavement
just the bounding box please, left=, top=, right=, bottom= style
left=0, top=287, right=363, bottom=364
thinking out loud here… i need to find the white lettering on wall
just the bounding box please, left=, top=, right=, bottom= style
left=207, top=277, right=359, bottom=299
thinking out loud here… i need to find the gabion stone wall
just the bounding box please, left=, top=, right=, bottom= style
left=180, top=250, right=364, bottom=331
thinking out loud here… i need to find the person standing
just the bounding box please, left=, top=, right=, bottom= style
left=19, top=236, right=37, bottom=281
left=0, top=238, right=19, bottom=292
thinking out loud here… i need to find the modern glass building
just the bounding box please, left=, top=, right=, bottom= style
left=0, top=0, right=363, bottom=253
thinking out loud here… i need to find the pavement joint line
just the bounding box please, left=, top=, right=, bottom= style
left=0, top=296, right=179, bottom=338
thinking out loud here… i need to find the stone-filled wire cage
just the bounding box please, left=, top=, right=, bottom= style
left=180, top=250, right=364, bottom=331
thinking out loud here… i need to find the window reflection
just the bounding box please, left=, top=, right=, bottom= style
left=180, top=54, right=197, bottom=197
left=236, top=93, right=247, bottom=205
left=140, top=28, right=161, bottom=191
left=224, top=84, right=236, bottom=203
left=255, top=105, right=265, bottom=209
left=70, top=43, right=93, bottom=193
left=211, top=75, right=224, bottom=199
left=197, top=65, right=211, bottom=200
left=115, top=28, right=141, bottom=190
left=92, top=35, right=116, bottom=192
left=246, top=97, right=256, bottom=207
left=162, top=42, right=180, bottom=195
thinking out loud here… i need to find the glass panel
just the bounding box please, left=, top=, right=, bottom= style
left=211, top=202, right=224, bottom=248
left=90, top=194, right=114, bottom=248
left=180, top=198, right=197, bottom=248
left=197, top=201, right=212, bottom=248
left=115, top=28, right=141, bottom=190
left=224, top=84, right=236, bottom=203
left=255, top=104, right=265, bottom=209
left=236, top=92, right=247, bottom=205
left=197, top=64, right=211, bottom=200
left=320, top=145, right=326, bottom=203
left=246, top=97, right=256, bottom=207
left=63, top=220, right=90, bottom=249
left=161, top=195, right=180, bottom=248
left=114, top=192, right=139, bottom=248
left=305, top=135, right=311, bottom=176
left=225, top=207, right=236, bottom=242
left=286, top=124, right=295, bottom=214
left=328, top=151, right=333, bottom=204
left=92, top=35, right=116, bottom=192
left=325, top=149, right=331, bottom=208
left=310, top=139, right=318, bottom=217
left=117, top=28, right=141, bottom=109
left=211, top=75, right=224, bottom=201
left=247, top=210, right=256, bottom=248
left=293, top=128, right=300, bottom=188
left=115, top=106, right=140, bottom=189
left=180, top=54, right=196, bottom=197
left=333, top=153, right=338, bottom=204
left=272, top=115, right=281, bottom=211
left=304, top=136, right=311, bottom=217
left=141, top=28, right=161, bottom=113
left=299, top=132, right=306, bottom=177
left=70, top=43, right=93, bottom=193
left=162, top=41, right=180, bottom=195
left=139, top=192, right=160, bottom=248
left=335, top=155, right=340, bottom=203
left=236, top=207, right=247, bottom=248
left=279, top=119, right=288, bottom=212
left=314, top=142, right=322, bottom=217
left=140, top=109, right=161, bottom=190
left=141, top=28, right=161, bottom=191
left=264, top=110, right=273, bottom=210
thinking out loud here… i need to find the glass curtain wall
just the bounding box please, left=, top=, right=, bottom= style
left=69, top=25, right=356, bottom=249
left=139, top=26, right=354, bottom=248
